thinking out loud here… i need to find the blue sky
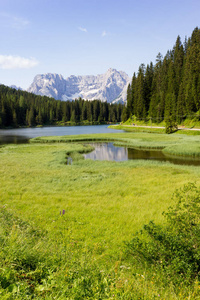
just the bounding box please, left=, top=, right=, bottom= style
left=0, top=0, right=200, bottom=89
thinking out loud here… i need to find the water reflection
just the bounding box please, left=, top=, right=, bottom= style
left=128, top=148, right=166, bottom=161
left=84, top=143, right=200, bottom=167
left=84, top=143, right=128, bottom=161
left=0, top=135, right=29, bottom=145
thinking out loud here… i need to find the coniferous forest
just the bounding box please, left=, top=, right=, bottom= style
left=123, top=27, right=200, bottom=125
left=0, top=85, right=123, bottom=128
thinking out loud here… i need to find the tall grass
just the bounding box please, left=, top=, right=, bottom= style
left=0, top=135, right=200, bottom=298
left=31, top=131, right=200, bottom=158
left=163, top=143, right=200, bottom=158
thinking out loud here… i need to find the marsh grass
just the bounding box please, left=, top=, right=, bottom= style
left=31, top=131, right=200, bottom=158
left=163, top=143, right=200, bottom=158
left=1, top=133, right=200, bottom=298
left=109, top=124, right=166, bottom=134
left=176, top=129, right=200, bottom=135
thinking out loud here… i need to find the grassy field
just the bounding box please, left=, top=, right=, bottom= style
left=118, top=116, right=200, bottom=130
left=1, top=132, right=200, bottom=299
left=109, top=124, right=200, bottom=135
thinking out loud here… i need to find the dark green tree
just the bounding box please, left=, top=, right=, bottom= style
left=135, top=64, right=146, bottom=119
left=126, top=83, right=132, bottom=119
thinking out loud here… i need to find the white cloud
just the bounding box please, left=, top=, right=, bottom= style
left=78, top=27, right=87, bottom=33
left=0, top=55, right=39, bottom=69
left=0, top=12, right=30, bottom=29
left=102, top=30, right=108, bottom=37
left=12, top=16, right=29, bottom=29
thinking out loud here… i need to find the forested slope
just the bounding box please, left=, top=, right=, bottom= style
left=123, top=27, right=200, bottom=125
left=0, top=85, right=123, bottom=128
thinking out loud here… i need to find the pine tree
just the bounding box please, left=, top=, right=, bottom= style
left=144, top=62, right=154, bottom=113
left=176, top=82, right=186, bottom=123
left=12, top=109, right=17, bottom=127
left=37, top=109, right=43, bottom=125
left=149, top=53, right=163, bottom=122
left=173, top=36, right=184, bottom=97
left=87, top=102, right=93, bottom=122
left=135, top=64, right=146, bottom=119
left=131, top=73, right=137, bottom=115
left=62, top=102, right=67, bottom=122
left=126, top=83, right=132, bottom=119
left=93, top=100, right=100, bottom=121
left=49, top=108, right=54, bottom=124
left=27, top=108, right=35, bottom=127
left=121, top=105, right=128, bottom=122
left=81, top=101, right=87, bottom=121
left=98, top=103, right=104, bottom=123
left=70, top=109, right=76, bottom=123
left=163, top=59, right=177, bottom=126
left=182, top=27, right=200, bottom=115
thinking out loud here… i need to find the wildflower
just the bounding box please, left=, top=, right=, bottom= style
left=60, top=209, right=66, bottom=216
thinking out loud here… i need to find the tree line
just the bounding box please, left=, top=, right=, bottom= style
left=123, top=27, right=200, bottom=126
left=0, top=85, right=123, bottom=128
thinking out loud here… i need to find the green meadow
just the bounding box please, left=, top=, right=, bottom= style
left=1, top=131, right=200, bottom=299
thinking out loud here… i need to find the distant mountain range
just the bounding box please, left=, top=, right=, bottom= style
left=10, top=85, right=22, bottom=91
left=27, top=68, right=130, bottom=103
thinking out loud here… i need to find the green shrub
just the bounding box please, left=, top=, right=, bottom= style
left=165, top=117, right=178, bottom=134
left=125, top=183, right=200, bottom=284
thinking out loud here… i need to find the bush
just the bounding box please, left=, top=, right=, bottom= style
left=125, top=183, right=200, bottom=283
left=165, top=117, right=178, bottom=134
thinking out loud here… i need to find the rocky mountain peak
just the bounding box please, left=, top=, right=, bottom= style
left=27, top=69, right=130, bottom=103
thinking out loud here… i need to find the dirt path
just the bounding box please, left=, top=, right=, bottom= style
left=122, top=125, right=200, bottom=131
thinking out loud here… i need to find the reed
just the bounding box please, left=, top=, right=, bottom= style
left=31, top=131, right=200, bottom=158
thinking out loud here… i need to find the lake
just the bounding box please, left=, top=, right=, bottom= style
left=0, top=125, right=123, bottom=145
left=84, top=142, right=200, bottom=166
left=1, top=125, right=200, bottom=166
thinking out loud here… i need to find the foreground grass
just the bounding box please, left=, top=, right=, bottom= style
left=1, top=133, right=200, bottom=299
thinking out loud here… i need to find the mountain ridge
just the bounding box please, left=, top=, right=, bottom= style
left=27, top=68, right=130, bottom=103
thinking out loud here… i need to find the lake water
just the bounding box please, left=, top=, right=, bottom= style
left=1, top=125, right=199, bottom=166
left=0, top=125, right=123, bottom=145
left=84, top=142, right=200, bottom=166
